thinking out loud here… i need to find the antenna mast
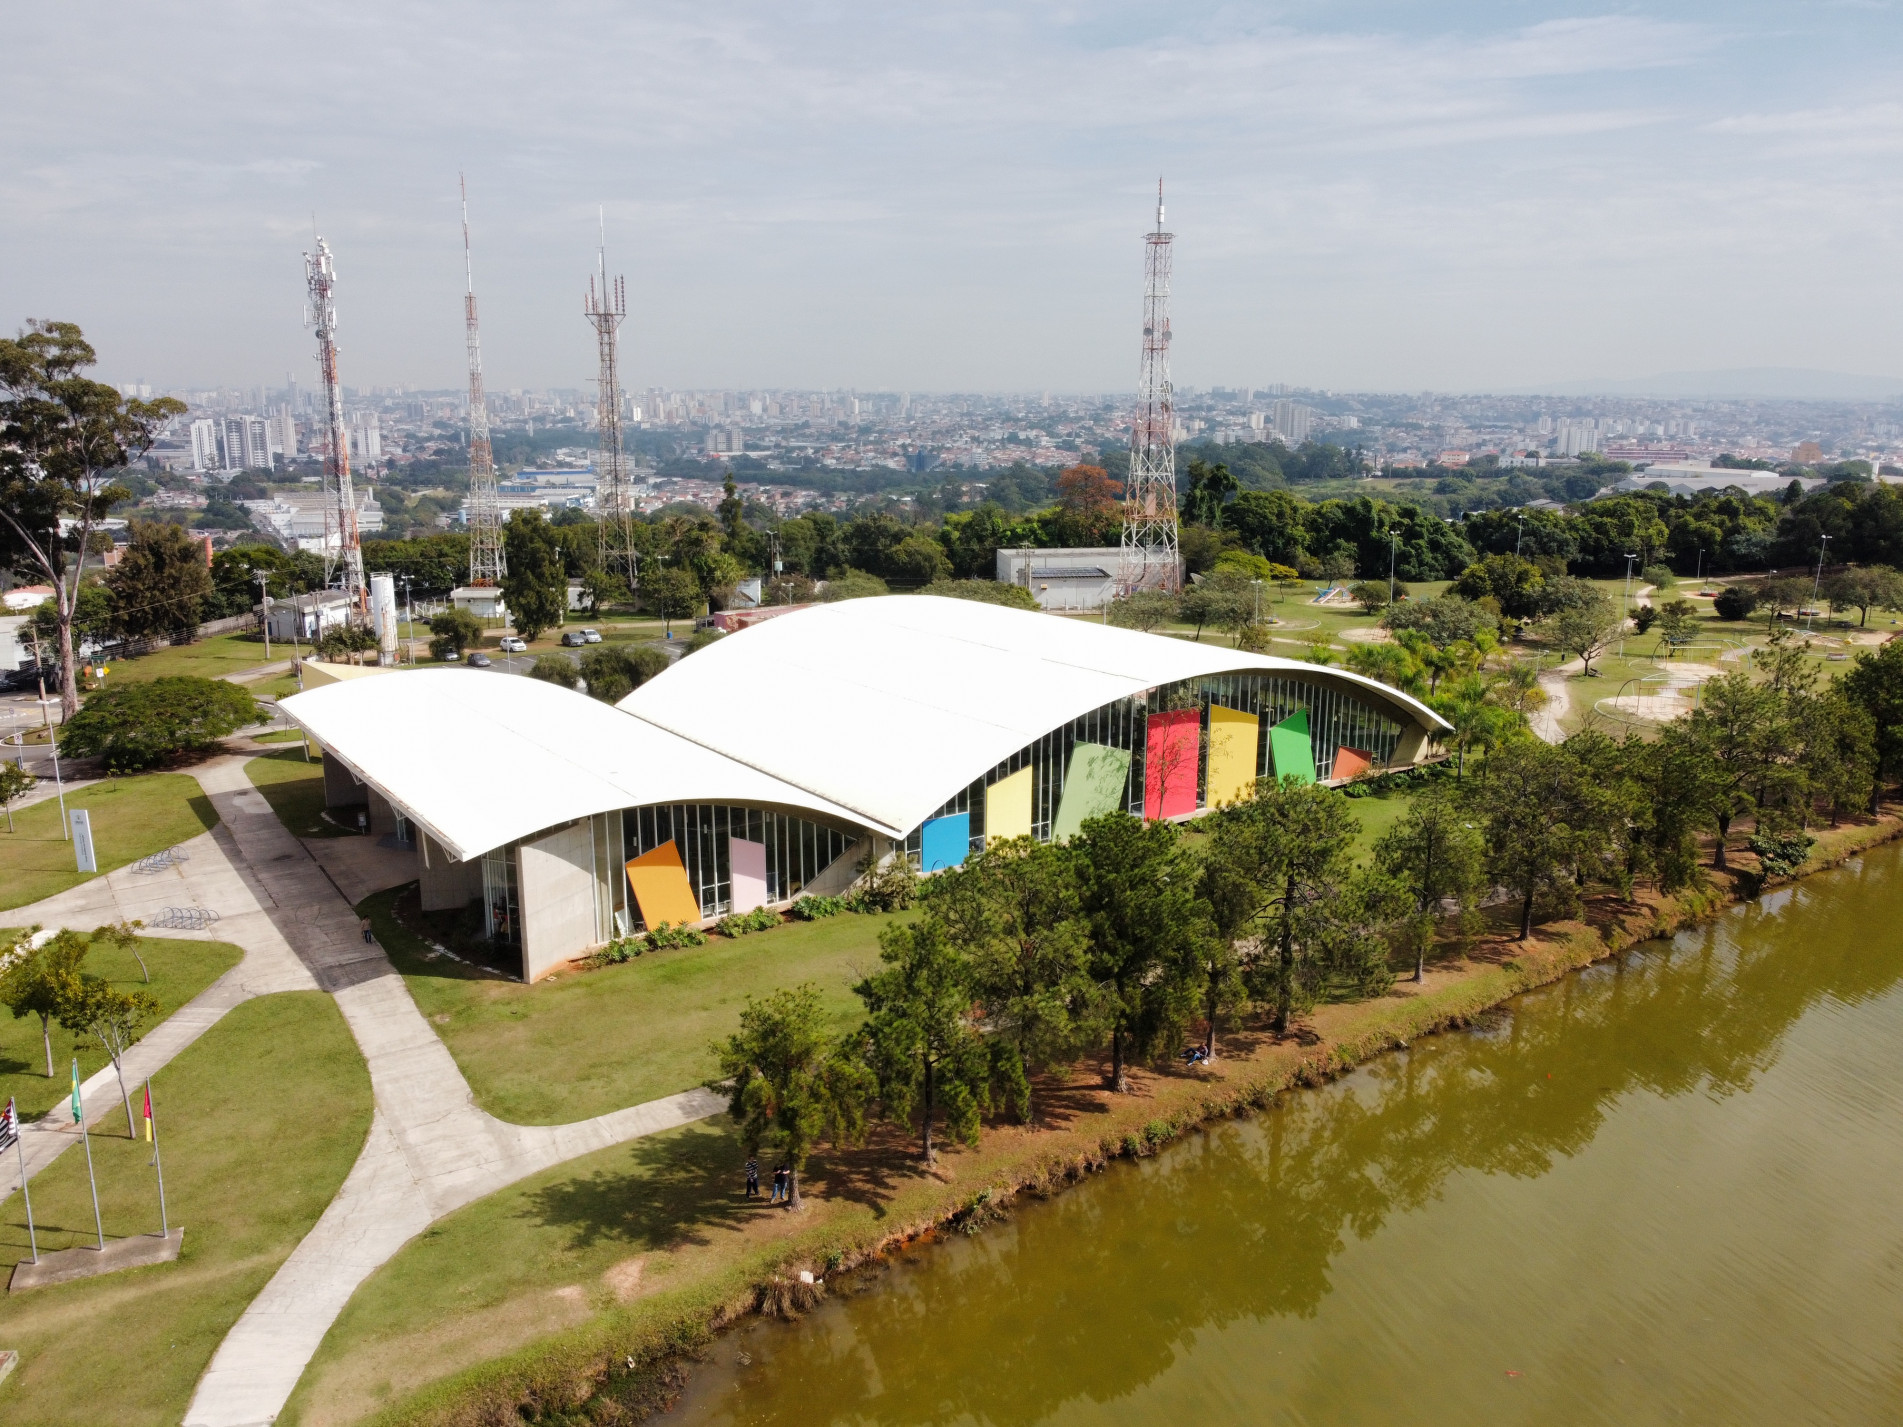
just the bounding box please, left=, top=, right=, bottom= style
left=462, top=177, right=505, bottom=588
left=1120, top=178, right=1180, bottom=595
left=303, top=237, right=367, bottom=613
left=584, top=214, right=636, bottom=590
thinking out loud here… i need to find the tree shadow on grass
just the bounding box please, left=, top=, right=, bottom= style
left=519, top=1118, right=768, bottom=1253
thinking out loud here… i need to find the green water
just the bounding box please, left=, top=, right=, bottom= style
left=671, top=841, right=1903, bottom=1426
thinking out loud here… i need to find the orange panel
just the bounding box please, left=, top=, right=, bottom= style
left=1332, top=747, right=1374, bottom=783
left=626, top=840, right=703, bottom=929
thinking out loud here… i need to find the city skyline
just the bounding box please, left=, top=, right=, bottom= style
left=6, top=1, right=1902, bottom=394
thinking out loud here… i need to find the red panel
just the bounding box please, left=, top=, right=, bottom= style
left=1145, top=709, right=1200, bottom=820
left=1332, top=747, right=1373, bottom=783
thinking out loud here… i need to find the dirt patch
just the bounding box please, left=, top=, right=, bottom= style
left=605, top=1256, right=646, bottom=1302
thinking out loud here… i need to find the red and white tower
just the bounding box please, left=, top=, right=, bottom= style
left=303, top=237, right=367, bottom=611
left=1121, top=179, right=1181, bottom=594
left=462, top=178, right=505, bottom=588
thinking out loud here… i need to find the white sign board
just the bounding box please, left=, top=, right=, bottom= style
left=71, top=808, right=96, bottom=873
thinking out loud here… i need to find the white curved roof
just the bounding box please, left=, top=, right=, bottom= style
left=279, top=668, right=867, bottom=863
left=621, top=596, right=1447, bottom=839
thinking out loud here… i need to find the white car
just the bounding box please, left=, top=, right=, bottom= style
left=498, top=636, right=528, bottom=653
left=581, top=628, right=603, bottom=643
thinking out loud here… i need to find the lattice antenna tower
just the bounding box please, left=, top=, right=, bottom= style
left=584, top=212, right=637, bottom=588
left=462, top=177, right=505, bottom=588
left=303, top=236, right=367, bottom=613
left=1120, top=178, right=1180, bottom=594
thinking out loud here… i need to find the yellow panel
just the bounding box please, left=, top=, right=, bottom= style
left=1206, top=705, right=1260, bottom=808
left=985, top=765, right=1034, bottom=843
left=625, top=840, right=703, bottom=929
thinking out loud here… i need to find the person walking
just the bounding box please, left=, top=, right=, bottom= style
left=359, top=916, right=374, bottom=945
left=745, top=1156, right=760, bottom=1199
left=772, top=1164, right=789, bottom=1204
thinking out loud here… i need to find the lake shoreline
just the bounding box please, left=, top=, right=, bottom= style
left=370, top=806, right=1903, bottom=1427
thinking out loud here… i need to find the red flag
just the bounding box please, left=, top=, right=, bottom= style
left=142, top=1084, right=152, bottom=1143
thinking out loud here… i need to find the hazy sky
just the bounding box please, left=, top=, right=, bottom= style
left=6, top=1, right=1900, bottom=395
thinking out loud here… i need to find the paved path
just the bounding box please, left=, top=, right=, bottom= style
left=8, top=752, right=727, bottom=1426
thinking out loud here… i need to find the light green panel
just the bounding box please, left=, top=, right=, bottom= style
left=1052, top=742, right=1133, bottom=840
left=1269, top=708, right=1317, bottom=784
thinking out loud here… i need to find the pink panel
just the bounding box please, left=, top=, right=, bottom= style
left=1144, top=709, right=1200, bottom=820
left=729, top=837, right=769, bottom=915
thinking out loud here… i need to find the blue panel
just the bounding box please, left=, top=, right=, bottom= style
left=920, top=813, right=971, bottom=872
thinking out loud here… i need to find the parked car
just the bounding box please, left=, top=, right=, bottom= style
left=498, top=636, right=527, bottom=653
left=466, top=651, right=494, bottom=668
left=0, top=665, right=54, bottom=693
left=560, top=630, right=587, bottom=647
left=580, top=628, right=602, bottom=643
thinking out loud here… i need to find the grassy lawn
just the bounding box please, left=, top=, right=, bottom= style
left=0, top=933, right=243, bottom=1123
left=98, top=630, right=276, bottom=685
left=1345, top=786, right=1419, bottom=861
left=251, top=729, right=307, bottom=744
left=0, top=990, right=372, bottom=1427
left=0, top=774, right=218, bottom=911
left=247, top=747, right=354, bottom=839
left=285, top=1116, right=748, bottom=1427
left=363, top=886, right=910, bottom=1124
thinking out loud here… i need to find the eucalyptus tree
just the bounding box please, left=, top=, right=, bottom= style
left=0, top=321, right=185, bottom=717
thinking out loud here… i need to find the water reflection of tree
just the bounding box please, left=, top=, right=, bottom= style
left=713, top=864, right=1903, bottom=1427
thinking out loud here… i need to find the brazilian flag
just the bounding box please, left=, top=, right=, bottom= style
left=70, top=1058, right=82, bottom=1125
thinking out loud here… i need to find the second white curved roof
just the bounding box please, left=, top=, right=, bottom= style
left=621, top=596, right=1447, bottom=838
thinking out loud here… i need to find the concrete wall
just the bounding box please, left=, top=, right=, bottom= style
left=322, top=754, right=366, bottom=810
left=518, top=821, right=599, bottom=981
left=800, top=837, right=874, bottom=900
left=418, top=832, right=483, bottom=912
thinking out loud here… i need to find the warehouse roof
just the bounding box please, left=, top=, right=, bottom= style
left=279, top=668, right=867, bottom=863
left=620, top=596, right=1447, bottom=839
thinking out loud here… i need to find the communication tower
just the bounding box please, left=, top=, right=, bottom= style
left=462, top=177, right=505, bottom=588
left=1120, top=179, right=1181, bottom=594
left=585, top=217, right=638, bottom=590
left=303, top=236, right=367, bottom=612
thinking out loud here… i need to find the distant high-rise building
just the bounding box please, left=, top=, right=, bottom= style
left=190, top=418, right=220, bottom=471
left=348, top=412, right=381, bottom=461
left=271, top=407, right=298, bottom=458
left=215, top=415, right=274, bottom=471
left=1271, top=400, right=1312, bottom=444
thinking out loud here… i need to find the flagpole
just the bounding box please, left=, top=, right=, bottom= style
left=146, top=1078, right=168, bottom=1239
left=6, top=1099, right=35, bottom=1264
left=75, top=1059, right=103, bottom=1251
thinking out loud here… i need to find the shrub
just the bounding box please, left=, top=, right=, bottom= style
left=788, top=894, right=849, bottom=920
left=1633, top=605, right=1658, bottom=634
left=919, top=579, right=1039, bottom=611
left=527, top=655, right=580, bottom=689
left=578, top=643, right=670, bottom=703
left=851, top=852, right=917, bottom=912
left=1748, top=831, right=1815, bottom=878
left=1713, top=585, right=1760, bottom=621
left=1640, top=563, right=1676, bottom=589
left=716, top=906, right=781, bottom=937
left=59, top=676, right=268, bottom=771
left=680, top=628, right=724, bottom=657
left=589, top=921, right=708, bottom=965
left=819, top=570, right=889, bottom=602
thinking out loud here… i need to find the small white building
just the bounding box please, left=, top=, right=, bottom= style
left=265, top=591, right=355, bottom=644
left=995, top=547, right=1123, bottom=612
left=452, top=587, right=508, bottom=621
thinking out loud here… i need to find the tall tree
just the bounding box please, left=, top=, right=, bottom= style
left=856, top=918, right=1000, bottom=1164
left=1843, top=637, right=1903, bottom=807
left=710, top=984, right=872, bottom=1210
left=500, top=508, right=567, bottom=641
left=1071, top=813, right=1206, bottom=1090
left=922, top=836, right=1096, bottom=1119
left=1200, top=777, right=1376, bottom=1034
left=1373, top=785, right=1487, bottom=981
left=58, top=972, right=160, bottom=1138
left=1476, top=736, right=1596, bottom=938
left=106, top=520, right=214, bottom=645
left=0, top=320, right=185, bottom=716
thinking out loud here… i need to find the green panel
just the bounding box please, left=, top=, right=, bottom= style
left=1269, top=708, right=1317, bottom=784
left=1052, top=742, right=1133, bottom=840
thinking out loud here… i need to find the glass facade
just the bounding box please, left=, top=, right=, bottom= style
left=904, top=670, right=1416, bottom=859
left=623, top=804, right=856, bottom=926
left=481, top=844, right=519, bottom=945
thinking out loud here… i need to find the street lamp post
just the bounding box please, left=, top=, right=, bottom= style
left=253, top=570, right=272, bottom=660
left=399, top=575, right=416, bottom=664
left=1388, top=530, right=1397, bottom=605
left=1515, top=515, right=1526, bottom=560
left=1619, top=552, right=1639, bottom=657
left=1809, top=534, right=1832, bottom=632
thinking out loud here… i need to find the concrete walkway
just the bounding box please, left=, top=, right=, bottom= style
left=4, top=754, right=723, bottom=1427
